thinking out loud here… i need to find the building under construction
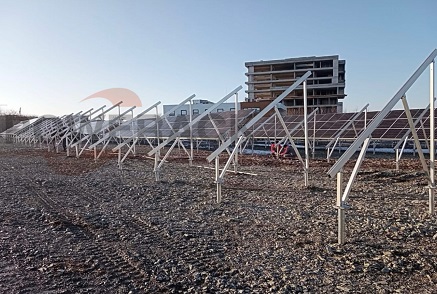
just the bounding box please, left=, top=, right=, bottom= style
left=244, top=55, right=346, bottom=115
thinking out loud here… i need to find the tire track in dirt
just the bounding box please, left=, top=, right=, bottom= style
left=0, top=161, right=152, bottom=292
left=81, top=187, right=233, bottom=291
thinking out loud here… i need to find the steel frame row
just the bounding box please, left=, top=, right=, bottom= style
left=2, top=49, right=436, bottom=245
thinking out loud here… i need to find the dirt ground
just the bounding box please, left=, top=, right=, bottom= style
left=1, top=141, right=436, bottom=293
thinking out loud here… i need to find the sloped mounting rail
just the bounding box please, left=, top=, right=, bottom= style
left=206, top=71, right=312, bottom=163
left=328, top=49, right=437, bottom=178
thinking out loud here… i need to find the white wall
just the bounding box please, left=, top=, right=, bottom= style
left=163, top=102, right=240, bottom=117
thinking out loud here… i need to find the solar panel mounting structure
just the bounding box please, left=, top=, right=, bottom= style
left=12, top=116, right=44, bottom=144
left=51, top=111, right=91, bottom=153
left=43, top=110, right=90, bottom=153
left=325, top=104, right=369, bottom=162
left=250, top=107, right=319, bottom=159
left=0, top=117, right=35, bottom=140
left=206, top=71, right=312, bottom=202
left=327, top=49, right=436, bottom=244
left=43, top=114, right=73, bottom=151
left=60, top=105, right=107, bottom=157
left=15, top=116, right=57, bottom=146
left=87, top=101, right=161, bottom=161
left=69, top=102, right=123, bottom=157
left=71, top=105, right=137, bottom=158
left=147, top=86, right=242, bottom=181
left=111, top=95, right=196, bottom=169
left=393, top=103, right=434, bottom=170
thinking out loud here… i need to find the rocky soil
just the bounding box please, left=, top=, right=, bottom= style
left=1, top=141, right=436, bottom=293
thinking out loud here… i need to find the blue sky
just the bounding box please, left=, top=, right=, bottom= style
left=0, top=0, right=435, bottom=116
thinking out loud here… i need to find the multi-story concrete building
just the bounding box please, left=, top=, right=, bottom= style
left=244, top=55, right=346, bottom=115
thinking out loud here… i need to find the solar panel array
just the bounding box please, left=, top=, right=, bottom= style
left=302, top=108, right=432, bottom=141
left=3, top=107, right=436, bottom=146
left=112, top=109, right=255, bottom=140
left=246, top=108, right=432, bottom=142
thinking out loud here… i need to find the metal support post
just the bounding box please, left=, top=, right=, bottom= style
left=312, top=112, right=316, bottom=159
left=154, top=151, right=160, bottom=181
left=118, top=148, right=122, bottom=169
left=66, top=137, right=70, bottom=157
left=429, top=61, right=435, bottom=214
left=337, top=170, right=345, bottom=245
left=234, top=92, right=239, bottom=173
left=189, top=100, right=193, bottom=166
left=216, top=156, right=221, bottom=203
left=364, top=108, right=367, bottom=129
left=337, top=137, right=371, bottom=245
left=216, top=136, right=245, bottom=203
left=304, top=80, right=309, bottom=186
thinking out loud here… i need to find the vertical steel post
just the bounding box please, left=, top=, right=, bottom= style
left=156, top=105, right=160, bottom=159
left=304, top=80, right=309, bottom=186
left=430, top=61, right=435, bottom=214
left=312, top=112, right=316, bottom=159
left=118, top=148, right=122, bottom=170
left=189, top=100, right=193, bottom=166
left=216, top=156, right=221, bottom=203
left=274, top=115, right=277, bottom=144
left=234, top=93, right=239, bottom=172
left=364, top=108, right=367, bottom=129
left=154, top=152, right=160, bottom=181
left=337, top=170, right=345, bottom=244
left=66, top=137, right=70, bottom=157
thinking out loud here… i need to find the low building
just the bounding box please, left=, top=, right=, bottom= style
left=107, top=114, right=157, bottom=121
left=163, top=99, right=239, bottom=117
left=0, top=114, right=36, bottom=134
